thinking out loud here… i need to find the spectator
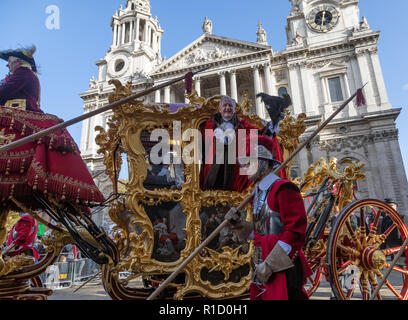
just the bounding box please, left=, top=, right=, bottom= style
left=5, top=213, right=39, bottom=261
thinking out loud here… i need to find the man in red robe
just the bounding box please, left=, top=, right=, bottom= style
left=226, top=135, right=311, bottom=300
left=200, top=96, right=285, bottom=192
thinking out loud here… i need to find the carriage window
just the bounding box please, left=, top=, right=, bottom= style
left=328, top=77, right=344, bottom=102
left=142, top=130, right=184, bottom=190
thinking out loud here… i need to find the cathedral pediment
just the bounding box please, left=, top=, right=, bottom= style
left=153, top=34, right=271, bottom=74
left=317, top=61, right=347, bottom=77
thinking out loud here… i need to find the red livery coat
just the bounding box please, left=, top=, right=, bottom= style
left=251, top=179, right=312, bottom=300
left=0, top=66, right=41, bottom=113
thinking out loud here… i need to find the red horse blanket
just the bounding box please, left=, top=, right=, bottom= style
left=0, top=107, right=104, bottom=205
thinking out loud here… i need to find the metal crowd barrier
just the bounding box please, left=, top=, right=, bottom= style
left=39, top=258, right=100, bottom=290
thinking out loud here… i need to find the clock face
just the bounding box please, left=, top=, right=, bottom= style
left=307, top=5, right=339, bottom=33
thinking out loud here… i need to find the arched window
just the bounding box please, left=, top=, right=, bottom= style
left=278, top=87, right=288, bottom=97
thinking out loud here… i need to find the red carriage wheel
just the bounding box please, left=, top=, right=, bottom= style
left=327, top=199, right=408, bottom=300
left=304, top=262, right=325, bottom=297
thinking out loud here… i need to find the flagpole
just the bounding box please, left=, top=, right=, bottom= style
left=146, top=83, right=368, bottom=300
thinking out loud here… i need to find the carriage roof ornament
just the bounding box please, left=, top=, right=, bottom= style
left=0, top=66, right=211, bottom=155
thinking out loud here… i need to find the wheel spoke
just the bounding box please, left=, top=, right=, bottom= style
left=385, top=280, right=403, bottom=299
left=346, top=283, right=356, bottom=299
left=368, top=271, right=382, bottom=300
left=360, top=208, right=366, bottom=246
left=361, top=271, right=370, bottom=300
left=373, top=223, right=397, bottom=248
left=338, top=260, right=352, bottom=275
left=382, top=246, right=404, bottom=256
left=337, top=243, right=360, bottom=258
left=328, top=200, right=408, bottom=300
left=368, top=207, right=381, bottom=245
left=345, top=219, right=362, bottom=250
left=384, top=264, right=408, bottom=275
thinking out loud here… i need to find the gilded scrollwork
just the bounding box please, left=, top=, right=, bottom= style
left=301, top=157, right=366, bottom=211
left=277, top=111, right=307, bottom=177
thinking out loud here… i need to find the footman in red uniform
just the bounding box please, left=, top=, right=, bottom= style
left=226, top=135, right=312, bottom=300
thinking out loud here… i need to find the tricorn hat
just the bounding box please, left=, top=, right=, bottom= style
left=0, top=45, right=37, bottom=72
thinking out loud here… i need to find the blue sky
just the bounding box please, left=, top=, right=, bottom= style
left=0, top=0, right=407, bottom=176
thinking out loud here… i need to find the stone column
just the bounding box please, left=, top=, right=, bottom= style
left=347, top=60, right=359, bottom=117
left=356, top=50, right=376, bottom=112
left=121, top=24, right=126, bottom=45
left=136, top=18, right=140, bottom=41
left=229, top=70, right=238, bottom=101
left=112, top=23, right=118, bottom=47
left=369, top=48, right=391, bottom=109
left=155, top=89, right=161, bottom=103
left=341, top=73, right=352, bottom=118
left=288, top=64, right=303, bottom=115
left=164, top=86, right=171, bottom=103
left=194, top=77, right=201, bottom=96
left=299, top=63, right=314, bottom=116
left=148, top=26, right=152, bottom=46
left=219, top=72, right=227, bottom=96
left=263, top=64, right=273, bottom=96
left=252, top=65, right=263, bottom=117
left=117, top=25, right=121, bottom=45
left=144, top=22, right=149, bottom=43
left=129, top=21, right=133, bottom=43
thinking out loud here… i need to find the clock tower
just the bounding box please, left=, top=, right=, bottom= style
left=286, top=0, right=361, bottom=47
left=96, top=0, right=164, bottom=85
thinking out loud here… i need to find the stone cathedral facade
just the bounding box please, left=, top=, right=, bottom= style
left=79, top=0, right=408, bottom=228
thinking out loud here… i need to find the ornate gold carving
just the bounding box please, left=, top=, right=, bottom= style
left=0, top=255, right=35, bottom=277
left=96, top=80, right=307, bottom=299
left=236, top=91, right=251, bottom=116
left=301, top=157, right=365, bottom=211
left=202, top=246, right=245, bottom=280
left=185, top=89, right=206, bottom=105
left=277, top=111, right=307, bottom=177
